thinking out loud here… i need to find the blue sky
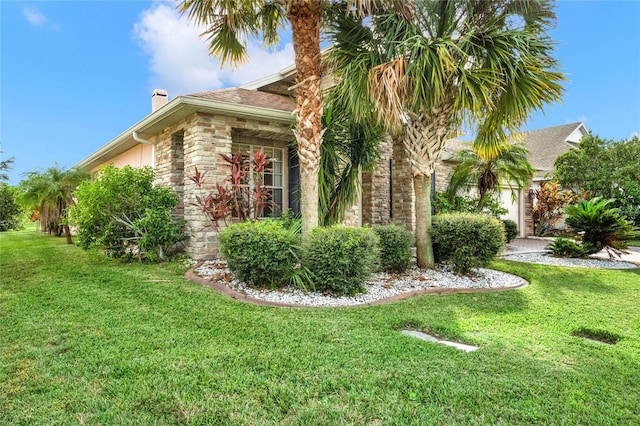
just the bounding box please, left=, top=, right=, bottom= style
left=2, top=1, right=639, bottom=185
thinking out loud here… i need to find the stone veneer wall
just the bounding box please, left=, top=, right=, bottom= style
left=155, top=126, right=185, bottom=219
left=154, top=112, right=292, bottom=260
left=361, top=136, right=392, bottom=226
left=523, top=184, right=534, bottom=236
left=391, top=137, right=415, bottom=231
left=433, top=160, right=456, bottom=193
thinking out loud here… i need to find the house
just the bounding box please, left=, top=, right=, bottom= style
left=77, top=63, right=587, bottom=257
left=77, top=68, right=401, bottom=258
left=519, top=122, right=589, bottom=234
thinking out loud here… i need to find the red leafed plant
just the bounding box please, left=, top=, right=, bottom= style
left=190, top=150, right=274, bottom=230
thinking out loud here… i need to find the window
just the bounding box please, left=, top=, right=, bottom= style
left=231, top=142, right=285, bottom=217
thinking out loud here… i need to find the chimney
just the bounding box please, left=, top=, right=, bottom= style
left=152, top=89, right=168, bottom=112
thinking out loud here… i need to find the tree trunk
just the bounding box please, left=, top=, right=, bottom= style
left=477, top=188, right=487, bottom=211
left=288, top=1, right=323, bottom=239
left=63, top=224, right=73, bottom=245
left=414, top=173, right=434, bottom=268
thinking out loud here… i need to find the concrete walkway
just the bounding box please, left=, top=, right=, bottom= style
left=505, top=237, right=640, bottom=264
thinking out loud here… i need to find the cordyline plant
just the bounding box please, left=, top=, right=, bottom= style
left=532, top=181, right=577, bottom=236
left=190, top=150, right=274, bottom=230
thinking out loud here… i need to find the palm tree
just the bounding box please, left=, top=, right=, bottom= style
left=327, top=0, right=564, bottom=267
left=447, top=142, right=534, bottom=211
left=319, top=98, right=384, bottom=225
left=178, top=0, right=404, bottom=238
left=19, top=166, right=89, bottom=244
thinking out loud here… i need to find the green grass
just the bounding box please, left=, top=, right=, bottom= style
left=628, top=239, right=640, bottom=247
left=1, top=230, right=639, bottom=425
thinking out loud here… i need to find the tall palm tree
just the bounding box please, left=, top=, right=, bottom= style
left=327, top=0, right=564, bottom=267
left=447, top=142, right=534, bottom=211
left=178, top=0, right=402, bottom=238
left=19, top=166, right=89, bottom=244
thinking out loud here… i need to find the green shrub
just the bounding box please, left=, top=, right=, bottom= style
left=565, top=197, right=638, bottom=250
left=71, top=165, right=186, bottom=261
left=373, top=224, right=414, bottom=272
left=546, top=238, right=598, bottom=258
left=219, top=219, right=303, bottom=289
left=0, top=183, right=23, bottom=231
left=432, top=213, right=505, bottom=274
left=304, top=226, right=379, bottom=296
left=502, top=219, right=518, bottom=243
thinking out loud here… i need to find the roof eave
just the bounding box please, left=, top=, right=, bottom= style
left=76, top=96, right=294, bottom=171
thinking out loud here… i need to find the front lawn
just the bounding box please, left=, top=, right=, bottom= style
left=1, top=229, right=639, bottom=424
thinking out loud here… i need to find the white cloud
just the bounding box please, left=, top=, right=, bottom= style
left=566, top=115, right=588, bottom=124
left=23, top=5, right=48, bottom=27
left=133, top=3, right=295, bottom=96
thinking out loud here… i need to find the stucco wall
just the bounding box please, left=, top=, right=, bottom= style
left=89, top=144, right=153, bottom=175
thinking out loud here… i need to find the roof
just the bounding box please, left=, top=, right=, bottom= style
left=189, top=88, right=294, bottom=112
left=77, top=88, right=295, bottom=171
left=519, top=122, right=588, bottom=179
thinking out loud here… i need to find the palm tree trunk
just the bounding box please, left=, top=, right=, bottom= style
left=414, top=173, right=434, bottom=268
left=477, top=188, right=487, bottom=211
left=63, top=224, right=73, bottom=245
left=288, top=1, right=323, bottom=239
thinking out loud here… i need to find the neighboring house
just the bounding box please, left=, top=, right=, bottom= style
left=77, top=62, right=587, bottom=257
left=519, top=122, right=589, bottom=235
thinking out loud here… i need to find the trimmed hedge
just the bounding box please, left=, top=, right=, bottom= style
left=373, top=224, right=414, bottom=272
left=433, top=213, right=505, bottom=274
left=502, top=219, right=518, bottom=243
left=304, top=226, right=379, bottom=296
left=219, top=219, right=301, bottom=289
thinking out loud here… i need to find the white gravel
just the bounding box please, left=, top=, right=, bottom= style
left=192, top=259, right=527, bottom=307
left=501, top=252, right=638, bottom=269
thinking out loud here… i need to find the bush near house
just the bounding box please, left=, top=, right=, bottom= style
left=219, top=219, right=304, bottom=289
left=502, top=219, right=518, bottom=243
left=71, top=165, right=186, bottom=261
left=304, top=226, right=379, bottom=296
left=433, top=213, right=505, bottom=274
left=373, top=224, right=414, bottom=273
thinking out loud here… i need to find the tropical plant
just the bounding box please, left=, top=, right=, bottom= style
left=564, top=197, right=638, bottom=250
left=447, top=143, right=534, bottom=211
left=18, top=165, right=89, bottom=243
left=71, top=165, right=186, bottom=260
left=546, top=237, right=597, bottom=259
left=531, top=180, right=576, bottom=236
left=554, top=134, right=640, bottom=225
left=319, top=100, right=383, bottom=225
left=178, top=0, right=404, bottom=238
left=190, top=150, right=274, bottom=230
left=327, top=0, right=564, bottom=268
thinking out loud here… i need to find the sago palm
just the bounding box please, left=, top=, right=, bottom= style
left=327, top=0, right=564, bottom=267
left=178, top=0, right=403, bottom=238
left=447, top=142, right=534, bottom=211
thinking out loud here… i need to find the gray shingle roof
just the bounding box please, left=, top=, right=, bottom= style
left=188, top=88, right=295, bottom=113
left=519, top=122, right=584, bottom=178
